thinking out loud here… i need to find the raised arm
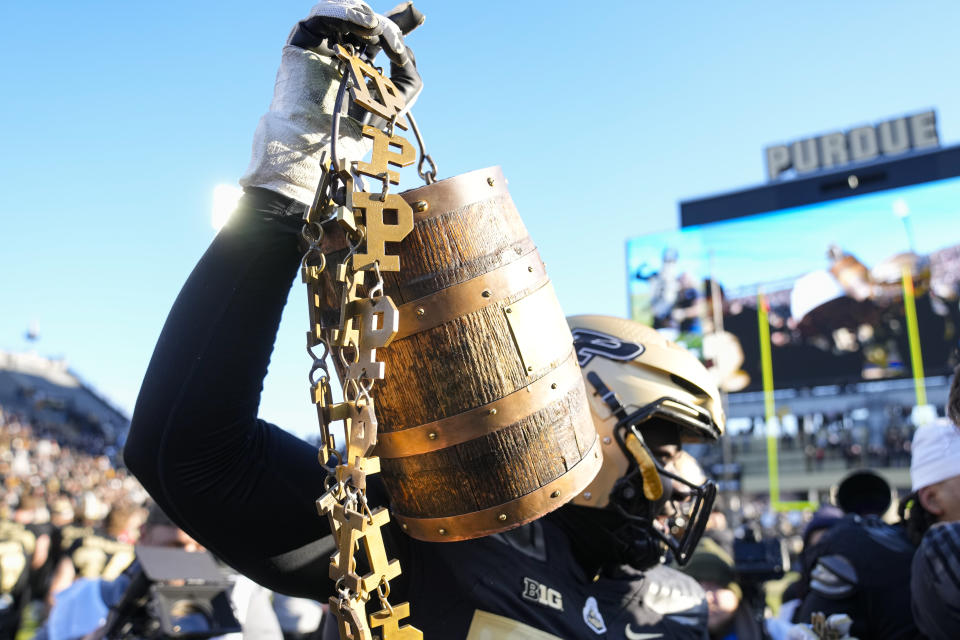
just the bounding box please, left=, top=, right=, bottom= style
left=123, top=0, right=422, bottom=597
left=124, top=191, right=336, bottom=596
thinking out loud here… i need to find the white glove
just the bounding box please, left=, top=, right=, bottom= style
left=239, top=45, right=369, bottom=206
left=293, top=0, right=410, bottom=66
left=239, top=1, right=422, bottom=207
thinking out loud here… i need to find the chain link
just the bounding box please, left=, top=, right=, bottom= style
left=302, top=45, right=425, bottom=640
left=407, top=113, right=437, bottom=185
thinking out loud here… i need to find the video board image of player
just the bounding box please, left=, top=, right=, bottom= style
left=634, top=247, right=705, bottom=334
left=627, top=178, right=960, bottom=393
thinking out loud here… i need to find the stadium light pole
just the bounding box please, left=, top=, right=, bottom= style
left=892, top=198, right=929, bottom=413
left=892, top=197, right=917, bottom=254
left=756, top=289, right=780, bottom=510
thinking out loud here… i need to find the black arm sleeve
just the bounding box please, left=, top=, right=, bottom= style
left=123, top=188, right=336, bottom=598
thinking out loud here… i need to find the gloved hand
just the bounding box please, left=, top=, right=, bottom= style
left=288, top=0, right=419, bottom=66
left=785, top=613, right=857, bottom=640
left=239, top=1, right=423, bottom=208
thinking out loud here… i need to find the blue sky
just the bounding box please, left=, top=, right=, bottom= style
left=3, top=1, right=960, bottom=438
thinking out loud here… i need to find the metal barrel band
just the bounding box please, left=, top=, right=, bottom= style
left=400, top=166, right=509, bottom=222
left=393, top=248, right=546, bottom=341
left=373, top=350, right=582, bottom=458
left=392, top=437, right=603, bottom=542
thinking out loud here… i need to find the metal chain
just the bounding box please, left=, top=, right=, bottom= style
left=407, top=113, right=437, bottom=185
left=301, top=45, right=425, bottom=640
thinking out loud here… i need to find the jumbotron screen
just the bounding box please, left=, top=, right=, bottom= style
left=627, top=170, right=960, bottom=393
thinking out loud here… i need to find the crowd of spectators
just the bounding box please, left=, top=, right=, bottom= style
left=3, top=381, right=960, bottom=640
left=0, top=405, right=149, bottom=639
left=721, top=406, right=917, bottom=472
left=0, top=407, right=148, bottom=524
left=0, top=404, right=331, bottom=640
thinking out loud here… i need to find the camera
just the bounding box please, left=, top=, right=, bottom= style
left=100, top=546, right=241, bottom=640
left=733, top=525, right=789, bottom=584
left=731, top=526, right=789, bottom=640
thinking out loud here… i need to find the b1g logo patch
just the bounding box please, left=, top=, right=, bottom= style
left=572, top=328, right=645, bottom=367
left=522, top=577, right=563, bottom=611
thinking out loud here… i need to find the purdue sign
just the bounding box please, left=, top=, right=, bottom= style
left=766, top=111, right=939, bottom=181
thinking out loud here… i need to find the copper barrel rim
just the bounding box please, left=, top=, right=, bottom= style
left=400, top=166, right=508, bottom=222
left=390, top=436, right=603, bottom=542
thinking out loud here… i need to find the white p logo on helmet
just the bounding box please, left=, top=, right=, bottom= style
left=572, top=328, right=645, bottom=367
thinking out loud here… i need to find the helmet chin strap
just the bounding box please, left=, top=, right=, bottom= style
left=607, top=466, right=672, bottom=571
left=586, top=371, right=671, bottom=504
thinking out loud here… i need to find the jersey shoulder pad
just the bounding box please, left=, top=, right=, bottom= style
left=861, top=517, right=914, bottom=554
left=0, top=521, right=36, bottom=554
left=912, top=523, right=960, bottom=637
left=641, top=565, right=707, bottom=616
left=809, top=554, right=858, bottom=599
left=916, top=522, right=960, bottom=592
left=61, top=525, right=93, bottom=550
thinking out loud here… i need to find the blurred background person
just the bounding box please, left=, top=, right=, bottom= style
left=905, top=390, right=960, bottom=640
left=793, top=469, right=917, bottom=638
left=41, top=505, right=282, bottom=640
left=777, top=505, right=843, bottom=624
left=681, top=538, right=766, bottom=639
left=0, top=407, right=151, bottom=637
left=47, top=501, right=143, bottom=601
left=0, top=500, right=37, bottom=640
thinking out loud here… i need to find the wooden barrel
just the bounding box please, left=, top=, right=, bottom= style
left=319, top=166, right=599, bottom=542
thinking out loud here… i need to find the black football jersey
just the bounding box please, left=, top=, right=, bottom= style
left=320, top=517, right=708, bottom=640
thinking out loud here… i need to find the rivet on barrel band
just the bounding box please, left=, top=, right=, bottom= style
left=413, top=200, right=429, bottom=212
left=390, top=437, right=602, bottom=542
left=393, top=250, right=547, bottom=341
left=401, top=166, right=508, bottom=221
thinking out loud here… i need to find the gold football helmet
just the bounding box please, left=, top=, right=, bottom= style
left=568, top=315, right=724, bottom=565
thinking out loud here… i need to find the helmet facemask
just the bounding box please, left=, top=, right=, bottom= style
left=588, top=371, right=718, bottom=567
